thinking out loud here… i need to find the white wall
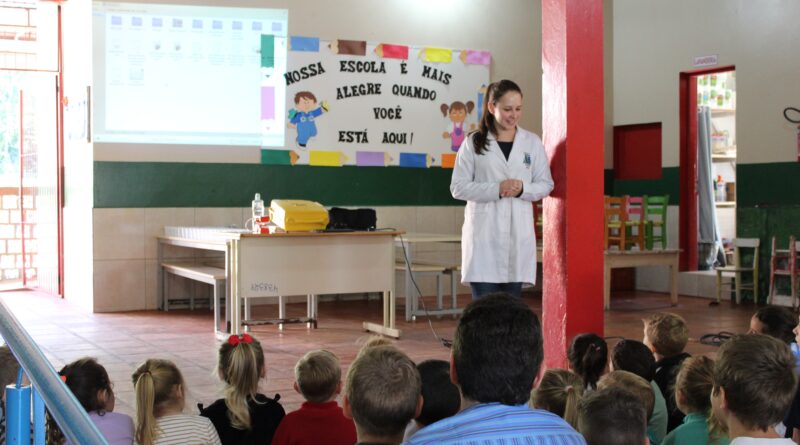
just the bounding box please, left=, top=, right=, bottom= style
left=613, top=0, right=800, bottom=166
left=94, top=0, right=543, bottom=163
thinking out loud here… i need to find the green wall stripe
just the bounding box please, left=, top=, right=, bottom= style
left=737, top=162, right=800, bottom=207
left=605, top=167, right=680, bottom=205
left=94, top=162, right=459, bottom=208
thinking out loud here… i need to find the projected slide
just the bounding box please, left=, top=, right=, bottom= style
left=92, top=3, right=287, bottom=147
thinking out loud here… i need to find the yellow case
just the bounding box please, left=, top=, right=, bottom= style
left=269, top=200, right=329, bottom=232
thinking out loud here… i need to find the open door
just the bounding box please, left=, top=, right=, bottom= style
left=679, top=65, right=736, bottom=271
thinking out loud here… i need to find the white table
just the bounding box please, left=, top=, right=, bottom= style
left=158, top=230, right=402, bottom=338
left=604, top=249, right=680, bottom=309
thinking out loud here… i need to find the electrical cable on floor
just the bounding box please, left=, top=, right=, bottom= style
left=699, top=331, right=734, bottom=347
left=395, top=233, right=454, bottom=349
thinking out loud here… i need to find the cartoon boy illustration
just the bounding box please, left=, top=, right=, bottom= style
left=288, top=91, right=329, bottom=148
left=441, top=101, right=475, bottom=152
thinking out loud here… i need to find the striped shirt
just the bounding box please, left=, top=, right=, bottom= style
left=405, top=402, right=586, bottom=445
left=140, top=414, right=221, bottom=445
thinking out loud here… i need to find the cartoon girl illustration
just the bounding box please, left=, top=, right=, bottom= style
left=441, top=101, right=476, bottom=152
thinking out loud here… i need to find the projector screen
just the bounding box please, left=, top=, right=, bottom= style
left=92, top=2, right=287, bottom=147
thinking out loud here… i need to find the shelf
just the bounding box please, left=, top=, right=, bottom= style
left=711, top=108, right=736, bottom=115
left=715, top=201, right=736, bottom=208
left=712, top=154, right=736, bottom=161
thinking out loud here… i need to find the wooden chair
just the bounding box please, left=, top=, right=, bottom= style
left=716, top=238, right=760, bottom=304
left=626, top=196, right=646, bottom=250
left=643, top=195, right=669, bottom=249
left=768, top=236, right=800, bottom=308
left=605, top=196, right=643, bottom=250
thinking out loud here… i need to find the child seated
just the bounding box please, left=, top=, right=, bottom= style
left=271, top=349, right=355, bottom=445
left=712, top=334, right=796, bottom=444
left=579, top=386, right=647, bottom=445
left=530, top=368, right=584, bottom=429
left=598, top=370, right=656, bottom=444
left=568, top=333, right=608, bottom=390
left=46, top=358, right=134, bottom=445
left=643, top=312, right=691, bottom=432
left=133, top=358, right=221, bottom=445
left=201, top=334, right=284, bottom=445
left=611, top=339, right=668, bottom=443
left=343, top=344, right=421, bottom=445
left=662, top=356, right=729, bottom=445
left=403, top=359, right=461, bottom=441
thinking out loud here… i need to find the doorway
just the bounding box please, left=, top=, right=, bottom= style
left=679, top=66, right=736, bottom=271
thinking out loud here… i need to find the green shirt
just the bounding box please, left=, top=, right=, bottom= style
left=662, top=412, right=730, bottom=445
left=649, top=380, right=669, bottom=445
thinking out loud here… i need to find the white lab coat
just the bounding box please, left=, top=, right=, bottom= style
left=450, top=127, right=554, bottom=285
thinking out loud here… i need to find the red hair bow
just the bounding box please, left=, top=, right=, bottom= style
left=228, top=333, right=253, bottom=346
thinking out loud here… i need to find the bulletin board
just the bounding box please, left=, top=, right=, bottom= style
left=260, top=36, right=491, bottom=168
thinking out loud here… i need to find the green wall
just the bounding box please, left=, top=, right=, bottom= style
left=94, top=161, right=458, bottom=208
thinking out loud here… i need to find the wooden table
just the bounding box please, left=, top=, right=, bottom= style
left=604, top=249, right=680, bottom=310
left=158, top=230, right=402, bottom=338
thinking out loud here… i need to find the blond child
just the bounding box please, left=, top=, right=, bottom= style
left=132, top=358, right=220, bottom=445
left=643, top=312, right=691, bottom=432
left=662, top=356, right=729, bottom=445
left=530, top=368, right=584, bottom=429
left=200, top=334, right=284, bottom=445
left=271, top=350, right=355, bottom=445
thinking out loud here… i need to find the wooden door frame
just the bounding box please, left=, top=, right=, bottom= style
left=678, top=65, right=734, bottom=271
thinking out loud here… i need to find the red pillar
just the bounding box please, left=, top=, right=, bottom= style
left=541, top=0, right=605, bottom=368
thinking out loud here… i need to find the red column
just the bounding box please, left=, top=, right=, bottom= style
left=541, top=0, right=605, bottom=368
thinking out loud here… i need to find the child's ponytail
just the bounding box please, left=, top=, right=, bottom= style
left=219, top=334, right=265, bottom=430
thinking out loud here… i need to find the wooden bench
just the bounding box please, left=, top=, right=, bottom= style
left=396, top=260, right=462, bottom=321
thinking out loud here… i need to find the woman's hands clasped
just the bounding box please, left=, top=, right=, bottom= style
left=499, top=179, right=523, bottom=198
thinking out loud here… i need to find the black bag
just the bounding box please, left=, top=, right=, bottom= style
left=327, top=207, right=377, bottom=231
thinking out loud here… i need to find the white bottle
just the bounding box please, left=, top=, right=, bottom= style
left=252, top=193, right=265, bottom=222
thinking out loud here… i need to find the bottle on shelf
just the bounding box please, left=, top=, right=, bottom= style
left=715, top=175, right=726, bottom=202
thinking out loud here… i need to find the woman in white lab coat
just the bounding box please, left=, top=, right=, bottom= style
left=450, top=80, right=554, bottom=300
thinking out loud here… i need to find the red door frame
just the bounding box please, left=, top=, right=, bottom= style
left=678, top=65, right=734, bottom=271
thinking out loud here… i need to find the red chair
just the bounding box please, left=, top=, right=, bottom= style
left=768, top=236, right=800, bottom=308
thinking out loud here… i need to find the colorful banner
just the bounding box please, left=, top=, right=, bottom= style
left=310, top=150, right=347, bottom=167
left=375, top=43, right=409, bottom=60
left=261, top=87, right=275, bottom=120
left=260, top=34, right=275, bottom=68
left=460, top=49, right=491, bottom=65
left=440, top=153, right=456, bottom=169
left=330, top=39, right=367, bottom=56
left=399, top=153, right=432, bottom=168
left=356, top=151, right=391, bottom=167
left=289, top=36, right=320, bottom=52
left=261, top=149, right=298, bottom=165
left=421, top=47, right=452, bottom=63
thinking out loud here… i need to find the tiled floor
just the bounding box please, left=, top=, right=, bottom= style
left=1, top=289, right=756, bottom=418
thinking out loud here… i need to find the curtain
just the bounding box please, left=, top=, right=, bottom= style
left=697, top=106, right=724, bottom=269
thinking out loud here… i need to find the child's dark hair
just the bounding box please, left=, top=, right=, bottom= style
left=218, top=333, right=265, bottom=430
left=46, top=358, right=113, bottom=445
left=568, top=333, right=608, bottom=390
left=752, top=305, right=797, bottom=344
left=415, top=360, right=460, bottom=426
left=440, top=101, right=476, bottom=117
left=471, top=80, right=522, bottom=155
left=611, top=339, right=656, bottom=381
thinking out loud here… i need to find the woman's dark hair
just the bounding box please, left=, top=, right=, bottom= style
left=753, top=305, right=797, bottom=344
left=471, top=80, right=522, bottom=155
left=568, top=333, right=608, bottom=390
